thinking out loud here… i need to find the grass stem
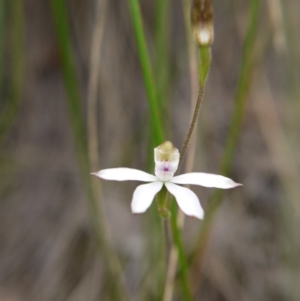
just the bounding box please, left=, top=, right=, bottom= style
left=127, top=0, right=164, bottom=145
left=51, top=1, right=130, bottom=300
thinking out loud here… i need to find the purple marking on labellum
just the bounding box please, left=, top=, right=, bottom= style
left=163, top=166, right=169, bottom=172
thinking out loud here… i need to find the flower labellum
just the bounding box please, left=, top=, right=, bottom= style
left=92, top=141, right=242, bottom=220
left=155, top=141, right=179, bottom=182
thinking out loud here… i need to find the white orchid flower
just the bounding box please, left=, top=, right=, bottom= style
left=92, top=141, right=241, bottom=219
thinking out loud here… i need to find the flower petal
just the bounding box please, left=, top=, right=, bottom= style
left=91, top=168, right=157, bottom=182
left=164, top=182, right=204, bottom=219
left=171, top=172, right=242, bottom=189
left=131, top=181, right=163, bottom=213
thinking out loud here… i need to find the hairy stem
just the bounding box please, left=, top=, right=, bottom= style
left=178, top=46, right=211, bottom=171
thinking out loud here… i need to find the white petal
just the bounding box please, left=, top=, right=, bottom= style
left=131, top=181, right=163, bottom=213
left=171, top=172, right=242, bottom=189
left=165, top=182, right=204, bottom=219
left=91, top=168, right=157, bottom=182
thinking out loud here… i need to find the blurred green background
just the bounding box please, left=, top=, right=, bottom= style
left=1, top=0, right=300, bottom=300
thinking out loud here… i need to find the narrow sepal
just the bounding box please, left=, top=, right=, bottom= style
left=91, top=168, right=158, bottom=182
left=171, top=172, right=242, bottom=189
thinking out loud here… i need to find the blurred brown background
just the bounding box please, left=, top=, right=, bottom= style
left=1, top=0, right=300, bottom=300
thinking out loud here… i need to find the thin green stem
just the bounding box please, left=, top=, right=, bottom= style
left=162, top=1, right=200, bottom=299
left=154, top=187, right=171, bottom=298
left=50, top=1, right=129, bottom=300
left=190, top=0, right=261, bottom=270
left=157, top=185, right=170, bottom=218
left=169, top=46, right=211, bottom=301
left=170, top=202, right=193, bottom=301
left=154, top=0, right=170, bottom=114
left=127, top=0, right=164, bottom=145
left=127, top=3, right=167, bottom=300
left=0, top=0, right=24, bottom=144
left=162, top=8, right=212, bottom=300
left=220, top=1, right=261, bottom=176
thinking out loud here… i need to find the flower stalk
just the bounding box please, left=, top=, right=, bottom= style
left=156, top=186, right=170, bottom=219
left=167, top=1, right=214, bottom=299
left=179, top=0, right=213, bottom=170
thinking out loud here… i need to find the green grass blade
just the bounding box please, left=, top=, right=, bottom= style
left=127, top=0, right=164, bottom=145
left=154, top=0, right=171, bottom=114
left=170, top=202, right=193, bottom=301
left=127, top=2, right=167, bottom=300
left=0, top=0, right=24, bottom=144
left=53, top=5, right=87, bottom=159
